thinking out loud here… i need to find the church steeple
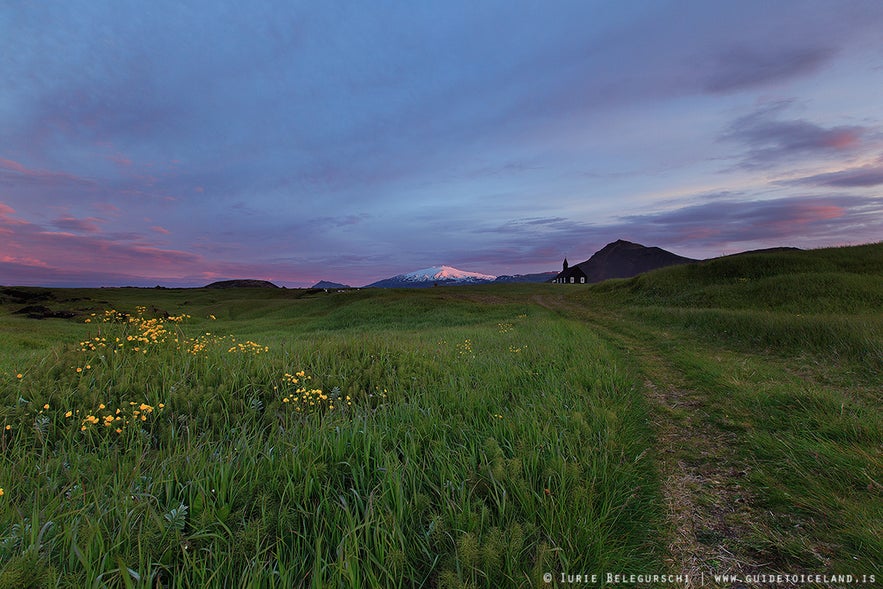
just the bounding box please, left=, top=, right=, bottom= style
left=563, top=258, right=569, bottom=271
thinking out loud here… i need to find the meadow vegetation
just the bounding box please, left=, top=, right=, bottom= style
left=0, top=242, right=880, bottom=587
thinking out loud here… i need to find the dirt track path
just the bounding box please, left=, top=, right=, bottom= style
left=532, top=294, right=771, bottom=589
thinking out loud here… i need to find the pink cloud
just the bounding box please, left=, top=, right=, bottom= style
left=0, top=254, right=51, bottom=268
left=107, top=153, right=133, bottom=167
left=0, top=158, right=28, bottom=174
left=92, top=202, right=121, bottom=214
left=151, top=225, right=171, bottom=235
left=0, top=157, right=95, bottom=187
left=793, top=204, right=844, bottom=221
left=0, top=207, right=201, bottom=284
left=821, top=130, right=861, bottom=150
left=0, top=204, right=316, bottom=286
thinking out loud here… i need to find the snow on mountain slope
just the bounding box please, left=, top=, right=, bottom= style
left=400, top=265, right=496, bottom=282
left=366, top=265, right=497, bottom=287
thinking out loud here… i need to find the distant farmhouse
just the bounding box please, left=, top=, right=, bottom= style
left=552, top=240, right=697, bottom=284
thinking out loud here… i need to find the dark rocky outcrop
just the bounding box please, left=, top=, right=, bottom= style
left=203, top=279, right=279, bottom=289
left=13, top=305, right=77, bottom=319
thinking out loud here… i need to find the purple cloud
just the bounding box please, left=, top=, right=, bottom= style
left=786, top=162, right=883, bottom=188
left=52, top=215, right=103, bottom=234
left=616, top=195, right=883, bottom=249
left=721, top=102, right=867, bottom=168
left=702, top=45, right=833, bottom=94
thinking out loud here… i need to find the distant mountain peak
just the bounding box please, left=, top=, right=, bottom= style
left=311, top=280, right=351, bottom=289
left=553, top=239, right=697, bottom=284
left=366, top=265, right=496, bottom=288
left=401, top=265, right=496, bottom=282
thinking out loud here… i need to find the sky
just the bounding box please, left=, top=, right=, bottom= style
left=1, top=0, right=882, bottom=287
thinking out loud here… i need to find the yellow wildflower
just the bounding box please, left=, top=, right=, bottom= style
left=43, top=404, right=50, bottom=410
left=16, top=373, right=22, bottom=379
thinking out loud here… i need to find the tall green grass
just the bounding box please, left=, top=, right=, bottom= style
left=574, top=242, right=882, bottom=574
left=3, top=242, right=879, bottom=585
left=0, top=296, right=662, bottom=587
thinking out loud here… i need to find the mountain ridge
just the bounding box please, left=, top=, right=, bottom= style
left=554, top=239, right=697, bottom=284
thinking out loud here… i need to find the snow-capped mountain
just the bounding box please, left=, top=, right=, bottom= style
left=401, top=266, right=496, bottom=282
left=366, top=265, right=496, bottom=288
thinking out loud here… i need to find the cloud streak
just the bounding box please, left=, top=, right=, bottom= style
left=786, top=162, right=883, bottom=188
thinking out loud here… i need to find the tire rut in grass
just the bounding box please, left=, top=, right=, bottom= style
left=532, top=294, right=779, bottom=588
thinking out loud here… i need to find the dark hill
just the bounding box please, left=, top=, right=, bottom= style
left=591, top=241, right=883, bottom=313
left=204, top=279, right=279, bottom=289
left=312, top=280, right=351, bottom=289
left=568, top=239, right=696, bottom=283
left=493, top=272, right=558, bottom=284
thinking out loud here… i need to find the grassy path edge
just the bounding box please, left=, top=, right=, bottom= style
left=533, top=294, right=778, bottom=588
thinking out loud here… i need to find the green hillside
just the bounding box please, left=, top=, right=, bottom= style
left=0, top=243, right=880, bottom=587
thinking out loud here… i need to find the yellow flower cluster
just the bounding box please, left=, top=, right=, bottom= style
left=79, top=336, right=108, bottom=352
left=498, top=322, right=513, bottom=333
left=183, top=332, right=227, bottom=355
left=81, top=308, right=191, bottom=355
left=227, top=340, right=270, bottom=355
left=279, top=370, right=352, bottom=413
left=281, top=387, right=338, bottom=411
left=78, top=308, right=273, bottom=359
left=283, top=370, right=310, bottom=384
left=508, top=345, right=526, bottom=354
left=456, top=339, right=474, bottom=356
left=76, top=401, right=165, bottom=433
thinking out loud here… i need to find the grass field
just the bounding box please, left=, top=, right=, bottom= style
left=0, top=243, right=880, bottom=587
